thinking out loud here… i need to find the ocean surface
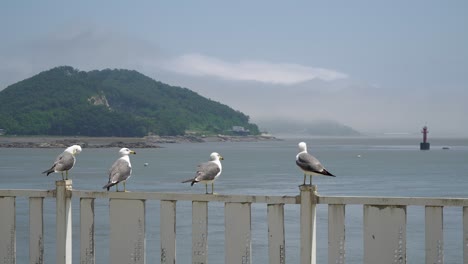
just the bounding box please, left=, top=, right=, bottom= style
left=1, top=137, right=468, bottom=263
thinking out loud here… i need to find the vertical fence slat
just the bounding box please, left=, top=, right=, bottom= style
left=225, top=202, right=251, bottom=264
left=80, top=198, right=95, bottom=264
left=56, top=180, right=72, bottom=264
left=364, top=205, right=406, bottom=264
left=192, top=201, right=208, bottom=264
left=328, top=204, right=345, bottom=264
left=30, top=197, right=44, bottom=264
left=161, top=200, right=176, bottom=264
left=0, top=197, right=15, bottom=264
left=300, top=185, right=317, bottom=264
left=464, top=207, right=468, bottom=264
left=426, top=206, right=443, bottom=264
left=268, top=204, right=285, bottom=264
left=109, top=199, right=145, bottom=264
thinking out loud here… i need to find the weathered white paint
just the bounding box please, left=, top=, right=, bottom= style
left=464, top=207, right=468, bottom=264
left=29, top=197, right=44, bottom=264
left=364, top=205, right=406, bottom=264
left=192, top=201, right=208, bottom=264
left=0, top=196, right=15, bottom=264
left=319, top=195, right=468, bottom=206
left=267, top=204, right=285, bottom=264
left=109, top=199, right=145, bottom=264
left=73, top=190, right=300, bottom=204
left=225, top=202, right=252, bottom=264
left=425, top=206, right=443, bottom=264
left=328, top=204, right=345, bottom=264
left=80, top=198, right=95, bottom=264
left=300, top=185, right=317, bottom=264
left=56, top=180, right=72, bottom=264
left=0, top=189, right=55, bottom=198
left=160, top=200, right=177, bottom=264
left=3, top=182, right=468, bottom=263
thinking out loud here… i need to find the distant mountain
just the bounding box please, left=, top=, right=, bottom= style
left=0, top=66, right=259, bottom=136
left=258, top=119, right=361, bottom=137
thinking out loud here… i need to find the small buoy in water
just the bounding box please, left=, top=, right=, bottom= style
left=144, top=163, right=149, bottom=166
left=357, top=154, right=362, bottom=158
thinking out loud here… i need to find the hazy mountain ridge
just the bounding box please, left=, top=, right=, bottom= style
left=258, top=119, right=361, bottom=137
left=0, top=66, right=259, bottom=137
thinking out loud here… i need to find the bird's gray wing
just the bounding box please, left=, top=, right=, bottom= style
left=296, top=152, right=325, bottom=174
left=54, top=152, right=76, bottom=172
left=195, top=161, right=220, bottom=181
left=108, top=158, right=132, bottom=183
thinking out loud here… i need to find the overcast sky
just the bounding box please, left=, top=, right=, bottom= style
left=1, top=1, right=467, bottom=136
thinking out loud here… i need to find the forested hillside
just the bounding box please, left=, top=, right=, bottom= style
left=0, top=66, right=259, bottom=136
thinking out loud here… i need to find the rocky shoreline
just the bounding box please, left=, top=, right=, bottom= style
left=0, top=134, right=280, bottom=148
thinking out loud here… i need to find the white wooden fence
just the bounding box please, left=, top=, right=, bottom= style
left=1, top=181, right=468, bottom=264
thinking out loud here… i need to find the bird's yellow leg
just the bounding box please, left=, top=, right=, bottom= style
left=116, top=183, right=119, bottom=192
left=61, top=172, right=65, bottom=180
left=309, top=176, right=312, bottom=186
left=123, top=181, right=127, bottom=192
left=205, top=184, right=208, bottom=194
left=65, top=170, right=69, bottom=180
left=303, top=174, right=306, bottom=185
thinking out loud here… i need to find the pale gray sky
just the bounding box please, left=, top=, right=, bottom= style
left=1, top=1, right=467, bottom=136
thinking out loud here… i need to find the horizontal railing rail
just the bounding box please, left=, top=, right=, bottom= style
left=0, top=189, right=55, bottom=198
left=72, top=190, right=301, bottom=204
left=318, top=195, right=468, bottom=206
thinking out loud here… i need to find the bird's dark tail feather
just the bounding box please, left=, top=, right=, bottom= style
left=322, top=169, right=335, bottom=177
left=42, top=168, right=54, bottom=176
left=181, top=178, right=197, bottom=186
left=102, top=182, right=116, bottom=191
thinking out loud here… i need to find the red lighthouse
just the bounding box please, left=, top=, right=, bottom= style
left=420, top=126, right=430, bottom=150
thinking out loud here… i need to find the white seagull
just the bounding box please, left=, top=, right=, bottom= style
left=295, top=142, right=335, bottom=185
left=103, top=148, right=136, bottom=192
left=42, top=145, right=82, bottom=180
left=182, top=152, right=224, bottom=194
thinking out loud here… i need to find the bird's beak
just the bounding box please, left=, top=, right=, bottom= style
left=130, top=150, right=136, bottom=155
left=219, top=155, right=224, bottom=160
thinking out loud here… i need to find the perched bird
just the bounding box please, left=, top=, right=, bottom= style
left=296, top=142, right=335, bottom=185
left=102, top=148, right=136, bottom=192
left=42, top=145, right=82, bottom=180
left=182, top=152, right=223, bottom=194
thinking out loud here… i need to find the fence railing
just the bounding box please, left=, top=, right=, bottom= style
left=1, top=180, right=468, bottom=264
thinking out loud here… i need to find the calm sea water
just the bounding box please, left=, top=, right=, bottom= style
left=1, top=137, right=468, bottom=263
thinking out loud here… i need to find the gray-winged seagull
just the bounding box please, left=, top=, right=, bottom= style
left=296, top=142, right=335, bottom=185
left=103, top=148, right=136, bottom=192
left=182, top=152, right=223, bottom=194
left=42, top=145, right=82, bottom=180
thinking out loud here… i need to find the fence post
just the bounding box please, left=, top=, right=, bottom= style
left=56, top=180, right=72, bottom=264
left=300, top=185, right=317, bottom=264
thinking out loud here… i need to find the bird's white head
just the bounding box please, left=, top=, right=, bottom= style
left=210, top=152, right=224, bottom=161
left=66, top=145, right=82, bottom=155
left=119, top=148, right=136, bottom=156
left=298, top=142, right=307, bottom=152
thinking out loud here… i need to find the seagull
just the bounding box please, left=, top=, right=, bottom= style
left=42, top=145, right=82, bottom=180
left=102, top=148, right=136, bottom=192
left=296, top=142, right=335, bottom=185
left=182, top=152, right=223, bottom=194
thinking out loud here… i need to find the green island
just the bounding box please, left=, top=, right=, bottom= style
left=0, top=66, right=259, bottom=137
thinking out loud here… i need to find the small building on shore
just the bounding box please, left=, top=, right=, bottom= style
left=231, top=126, right=250, bottom=136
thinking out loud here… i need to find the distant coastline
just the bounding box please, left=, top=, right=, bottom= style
left=0, top=134, right=280, bottom=148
